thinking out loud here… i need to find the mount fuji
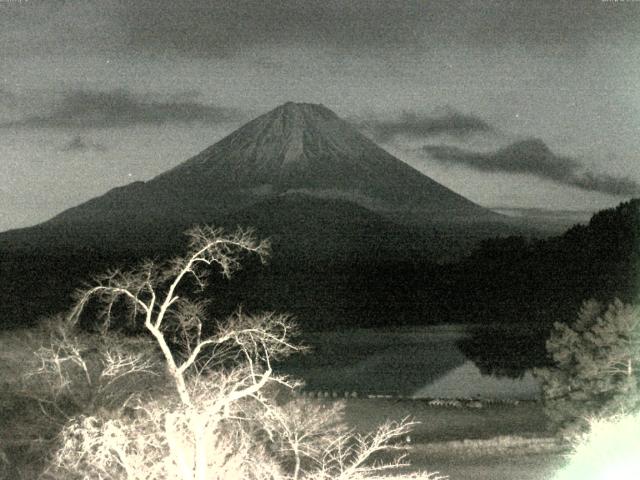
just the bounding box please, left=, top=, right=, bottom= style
left=42, top=102, right=497, bottom=233
left=0, top=102, right=513, bottom=327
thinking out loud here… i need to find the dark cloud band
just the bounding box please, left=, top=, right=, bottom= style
left=118, top=1, right=639, bottom=58
left=5, top=1, right=636, bottom=60
left=365, top=110, right=494, bottom=142
left=424, top=139, right=639, bottom=197
left=1, top=89, right=241, bottom=129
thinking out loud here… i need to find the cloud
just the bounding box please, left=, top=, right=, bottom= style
left=60, top=136, right=107, bottom=153
left=568, top=172, right=640, bottom=197
left=0, top=89, right=242, bottom=129
left=423, top=139, right=640, bottom=197
left=0, top=0, right=424, bottom=59
left=6, top=1, right=636, bottom=59
left=364, top=110, right=494, bottom=142
left=117, top=1, right=427, bottom=58
left=116, top=1, right=640, bottom=58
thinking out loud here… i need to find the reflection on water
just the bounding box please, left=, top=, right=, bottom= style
left=457, top=324, right=549, bottom=379
left=277, top=326, right=542, bottom=400
left=412, top=360, right=540, bottom=400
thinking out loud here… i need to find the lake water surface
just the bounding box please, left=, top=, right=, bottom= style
left=277, top=326, right=541, bottom=400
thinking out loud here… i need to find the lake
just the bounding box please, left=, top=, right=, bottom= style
left=277, top=325, right=541, bottom=400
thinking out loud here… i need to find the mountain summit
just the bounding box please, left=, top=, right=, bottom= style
left=48, top=101, right=495, bottom=228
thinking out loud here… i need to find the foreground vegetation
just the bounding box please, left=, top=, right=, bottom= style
left=2, top=226, right=445, bottom=479
left=536, top=298, right=640, bottom=437
left=0, top=329, right=562, bottom=479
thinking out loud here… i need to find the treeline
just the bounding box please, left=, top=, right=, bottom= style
left=1, top=199, right=638, bottom=341
left=454, top=199, right=639, bottom=375
left=219, top=199, right=639, bottom=330
left=460, top=199, right=637, bottom=322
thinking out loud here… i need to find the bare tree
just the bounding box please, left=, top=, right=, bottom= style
left=35, top=226, right=444, bottom=480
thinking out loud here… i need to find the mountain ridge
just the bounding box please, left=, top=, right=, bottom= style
left=41, top=102, right=500, bottom=231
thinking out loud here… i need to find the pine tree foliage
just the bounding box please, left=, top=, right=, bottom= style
left=536, top=298, right=640, bottom=436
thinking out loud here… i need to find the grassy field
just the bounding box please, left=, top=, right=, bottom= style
left=335, top=397, right=567, bottom=480
left=340, top=397, right=549, bottom=442
left=408, top=447, right=566, bottom=480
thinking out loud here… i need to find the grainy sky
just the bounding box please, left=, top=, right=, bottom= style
left=1, top=0, right=639, bottom=231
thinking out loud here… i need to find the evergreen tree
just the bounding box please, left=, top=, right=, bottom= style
left=536, top=298, right=640, bottom=437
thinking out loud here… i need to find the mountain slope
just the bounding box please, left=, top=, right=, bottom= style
left=45, top=102, right=498, bottom=231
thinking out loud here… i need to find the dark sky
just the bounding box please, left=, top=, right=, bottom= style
left=1, top=0, right=639, bottom=231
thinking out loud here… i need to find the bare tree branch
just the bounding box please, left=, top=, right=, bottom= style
left=36, top=225, right=438, bottom=480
